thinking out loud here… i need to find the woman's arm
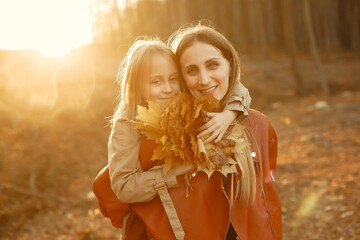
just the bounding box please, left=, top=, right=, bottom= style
left=223, top=80, right=251, bottom=115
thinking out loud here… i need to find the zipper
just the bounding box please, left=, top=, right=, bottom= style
left=222, top=184, right=232, bottom=240
left=255, top=163, right=276, bottom=240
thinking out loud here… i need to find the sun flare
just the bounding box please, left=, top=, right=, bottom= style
left=0, top=0, right=93, bottom=56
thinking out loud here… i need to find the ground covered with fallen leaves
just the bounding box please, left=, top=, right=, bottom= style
left=0, top=51, right=359, bottom=239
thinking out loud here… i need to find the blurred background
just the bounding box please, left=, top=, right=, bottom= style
left=0, top=0, right=359, bottom=239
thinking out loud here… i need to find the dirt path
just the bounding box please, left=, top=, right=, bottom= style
left=265, top=91, right=360, bottom=240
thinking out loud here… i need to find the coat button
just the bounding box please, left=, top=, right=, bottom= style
left=251, top=152, right=256, bottom=158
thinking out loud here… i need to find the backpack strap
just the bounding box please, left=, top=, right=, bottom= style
left=153, top=179, right=185, bottom=240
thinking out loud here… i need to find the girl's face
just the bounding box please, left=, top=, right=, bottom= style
left=179, top=41, right=230, bottom=101
left=141, top=53, right=180, bottom=103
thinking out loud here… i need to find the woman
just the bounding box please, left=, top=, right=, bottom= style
left=168, top=24, right=282, bottom=240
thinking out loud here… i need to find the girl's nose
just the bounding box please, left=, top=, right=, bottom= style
left=163, top=81, right=173, bottom=93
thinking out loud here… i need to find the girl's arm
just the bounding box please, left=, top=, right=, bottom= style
left=198, top=81, right=251, bottom=143
left=108, top=117, right=191, bottom=203
left=223, top=80, right=251, bottom=116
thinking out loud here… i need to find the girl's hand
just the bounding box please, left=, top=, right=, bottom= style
left=197, top=110, right=238, bottom=144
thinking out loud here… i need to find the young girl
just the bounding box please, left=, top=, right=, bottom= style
left=93, top=37, right=252, bottom=239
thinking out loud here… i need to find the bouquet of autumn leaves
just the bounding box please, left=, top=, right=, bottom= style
left=134, top=93, right=248, bottom=182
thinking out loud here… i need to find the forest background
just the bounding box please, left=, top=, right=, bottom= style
left=0, top=0, right=359, bottom=239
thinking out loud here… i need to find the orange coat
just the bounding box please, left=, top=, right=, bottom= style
left=93, top=110, right=282, bottom=239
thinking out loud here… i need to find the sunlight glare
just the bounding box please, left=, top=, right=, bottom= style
left=0, top=0, right=92, bottom=56
left=296, top=191, right=320, bottom=218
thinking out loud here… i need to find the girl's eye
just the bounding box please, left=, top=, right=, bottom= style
left=170, top=76, right=178, bottom=82
left=151, top=79, right=160, bottom=85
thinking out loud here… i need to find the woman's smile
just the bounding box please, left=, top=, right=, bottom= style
left=199, top=85, right=218, bottom=95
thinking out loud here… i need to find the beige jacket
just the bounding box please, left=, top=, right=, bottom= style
left=108, top=81, right=251, bottom=203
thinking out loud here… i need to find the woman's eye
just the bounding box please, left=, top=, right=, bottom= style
left=187, top=68, right=197, bottom=75
left=208, top=62, right=219, bottom=69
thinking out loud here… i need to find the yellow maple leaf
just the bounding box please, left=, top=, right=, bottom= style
left=163, top=158, right=173, bottom=175
left=218, top=164, right=238, bottom=177
left=151, top=145, right=166, bottom=161
left=226, top=124, right=245, bottom=142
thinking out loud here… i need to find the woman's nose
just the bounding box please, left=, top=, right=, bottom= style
left=198, top=70, right=211, bottom=85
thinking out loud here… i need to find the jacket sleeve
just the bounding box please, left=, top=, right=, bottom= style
left=108, top=117, right=178, bottom=203
left=223, top=80, right=251, bottom=116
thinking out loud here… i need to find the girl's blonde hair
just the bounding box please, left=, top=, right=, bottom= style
left=169, top=23, right=256, bottom=205
left=111, top=38, right=179, bottom=125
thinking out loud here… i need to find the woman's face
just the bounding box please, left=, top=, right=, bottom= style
left=141, top=53, right=180, bottom=103
left=179, top=41, right=230, bottom=101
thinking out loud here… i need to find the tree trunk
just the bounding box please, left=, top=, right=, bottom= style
left=247, top=0, right=258, bottom=50
left=282, top=0, right=307, bottom=96
left=238, top=0, right=251, bottom=53
left=255, top=0, right=268, bottom=57
left=177, top=0, right=187, bottom=25
left=166, top=0, right=178, bottom=31
left=302, top=0, right=330, bottom=94
left=231, top=0, right=241, bottom=47
left=351, top=0, right=360, bottom=51
left=327, top=0, right=340, bottom=52
left=264, top=0, right=276, bottom=45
